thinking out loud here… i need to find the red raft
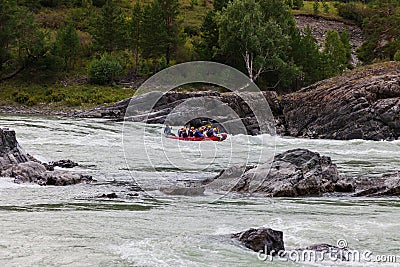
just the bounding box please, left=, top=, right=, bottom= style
left=166, top=133, right=228, bottom=142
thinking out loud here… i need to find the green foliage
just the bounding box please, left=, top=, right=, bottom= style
left=322, top=1, right=329, bottom=13
left=394, top=50, right=400, bottom=61
left=194, top=11, right=220, bottom=61
left=340, top=30, right=352, bottom=67
left=127, top=2, right=142, bottom=74
left=141, top=0, right=182, bottom=65
left=313, top=1, right=319, bottom=14
left=336, top=2, right=372, bottom=26
left=322, top=30, right=349, bottom=77
left=92, top=0, right=126, bottom=53
left=190, top=0, right=198, bottom=9
left=293, top=0, right=304, bottom=9
left=141, top=1, right=166, bottom=62
left=88, top=54, right=124, bottom=85
left=291, top=26, right=324, bottom=86
left=13, top=91, right=30, bottom=104
left=157, top=0, right=182, bottom=64
left=54, top=21, right=81, bottom=70
left=217, top=0, right=298, bottom=82
left=358, top=0, right=400, bottom=63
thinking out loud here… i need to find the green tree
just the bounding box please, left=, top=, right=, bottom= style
left=92, top=0, right=125, bottom=53
left=0, top=0, right=50, bottom=81
left=339, top=30, right=352, bottom=67
left=322, top=30, right=348, bottom=77
left=141, top=1, right=165, bottom=63
left=291, top=26, right=323, bottom=86
left=217, top=0, right=294, bottom=82
left=194, top=11, right=219, bottom=60
left=313, top=1, right=319, bottom=14
left=157, top=0, right=181, bottom=65
left=127, top=2, right=142, bottom=74
left=357, top=0, right=400, bottom=63
left=55, top=21, right=81, bottom=70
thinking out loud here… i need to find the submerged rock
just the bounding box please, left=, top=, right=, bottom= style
left=232, top=227, right=284, bottom=255
left=212, top=149, right=350, bottom=197
left=161, top=186, right=205, bottom=196
left=0, top=128, right=93, bottom=186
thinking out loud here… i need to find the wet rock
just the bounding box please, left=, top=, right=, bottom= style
left=0, top=128, right=29, bottom=168
left=232, top=227, right=284, bottom=255
left=0, top=128, right=93, bottom=186
left=161, top=186, right=205, bottom=196
left=281, top=62, right=400, bottom=140
left=48, top=159, right=78, bottom=169
left=75, top=91, right=280, bottom=136
left=97, top=192, right=118, bottom=198
left=353, top=172, right=400, bottom=197
left=221, top=149, right=347, bottom=197
left=3, top=161, right=93, bottom=186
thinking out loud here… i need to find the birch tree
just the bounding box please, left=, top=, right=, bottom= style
left=217, top=0, right=290, bottom=82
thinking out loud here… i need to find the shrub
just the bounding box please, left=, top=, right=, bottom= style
left=337, top=3, right=373, bottom=27
left=293, top=0, right=304, bottom=9
left=88, top=54, right=124, bottom=85
left=322, top=1, right=329, bottom=13
left=13, top=92, right=30, bottom=104
left=313, top=1, right=319, bottom=14
left=394, top=51, right=400, bottom=61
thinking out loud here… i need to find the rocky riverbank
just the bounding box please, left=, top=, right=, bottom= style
left=1, top=62, right=399, bottom=140
left=0, top=128, right=93, bottom=185
left=74, top=62, right=400, bottom=141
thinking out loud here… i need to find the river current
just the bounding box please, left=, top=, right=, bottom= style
left=0, top=115, right=399, bottom=266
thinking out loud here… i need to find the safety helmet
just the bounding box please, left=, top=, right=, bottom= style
left=207, top=125, right=212, bottom=128
left=191, top=127, right=194, bottom=130
left=213, top=128, right=217, bottom=131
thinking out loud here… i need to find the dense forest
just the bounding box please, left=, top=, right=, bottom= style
left=0, top=0, right=399, bottom=107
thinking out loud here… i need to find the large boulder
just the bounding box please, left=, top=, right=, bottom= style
left=232, top=227, right=284, bottom=255
left=218, top=149, right=350, bottom=197
left=281, top=62, right=400, bottom=140
left=0, top=128, right=29, bottom=168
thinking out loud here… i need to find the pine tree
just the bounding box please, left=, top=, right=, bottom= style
left=92, top=0, right=125, bottom=53
left=291, top=26, right=324, bottom=86
left=157, top=0, right=181, bottom=65
left=322, top=30, right=348, bottom=77
left=141, top=1, right=165, bottom=63
left=128, top=2, right=142, bottom=74
left=357, top=0, right=400, bottom=63
left=55, top=21, right=81, bottom=70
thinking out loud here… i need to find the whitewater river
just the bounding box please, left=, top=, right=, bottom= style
left=0, top=115, right=399, bottom=266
